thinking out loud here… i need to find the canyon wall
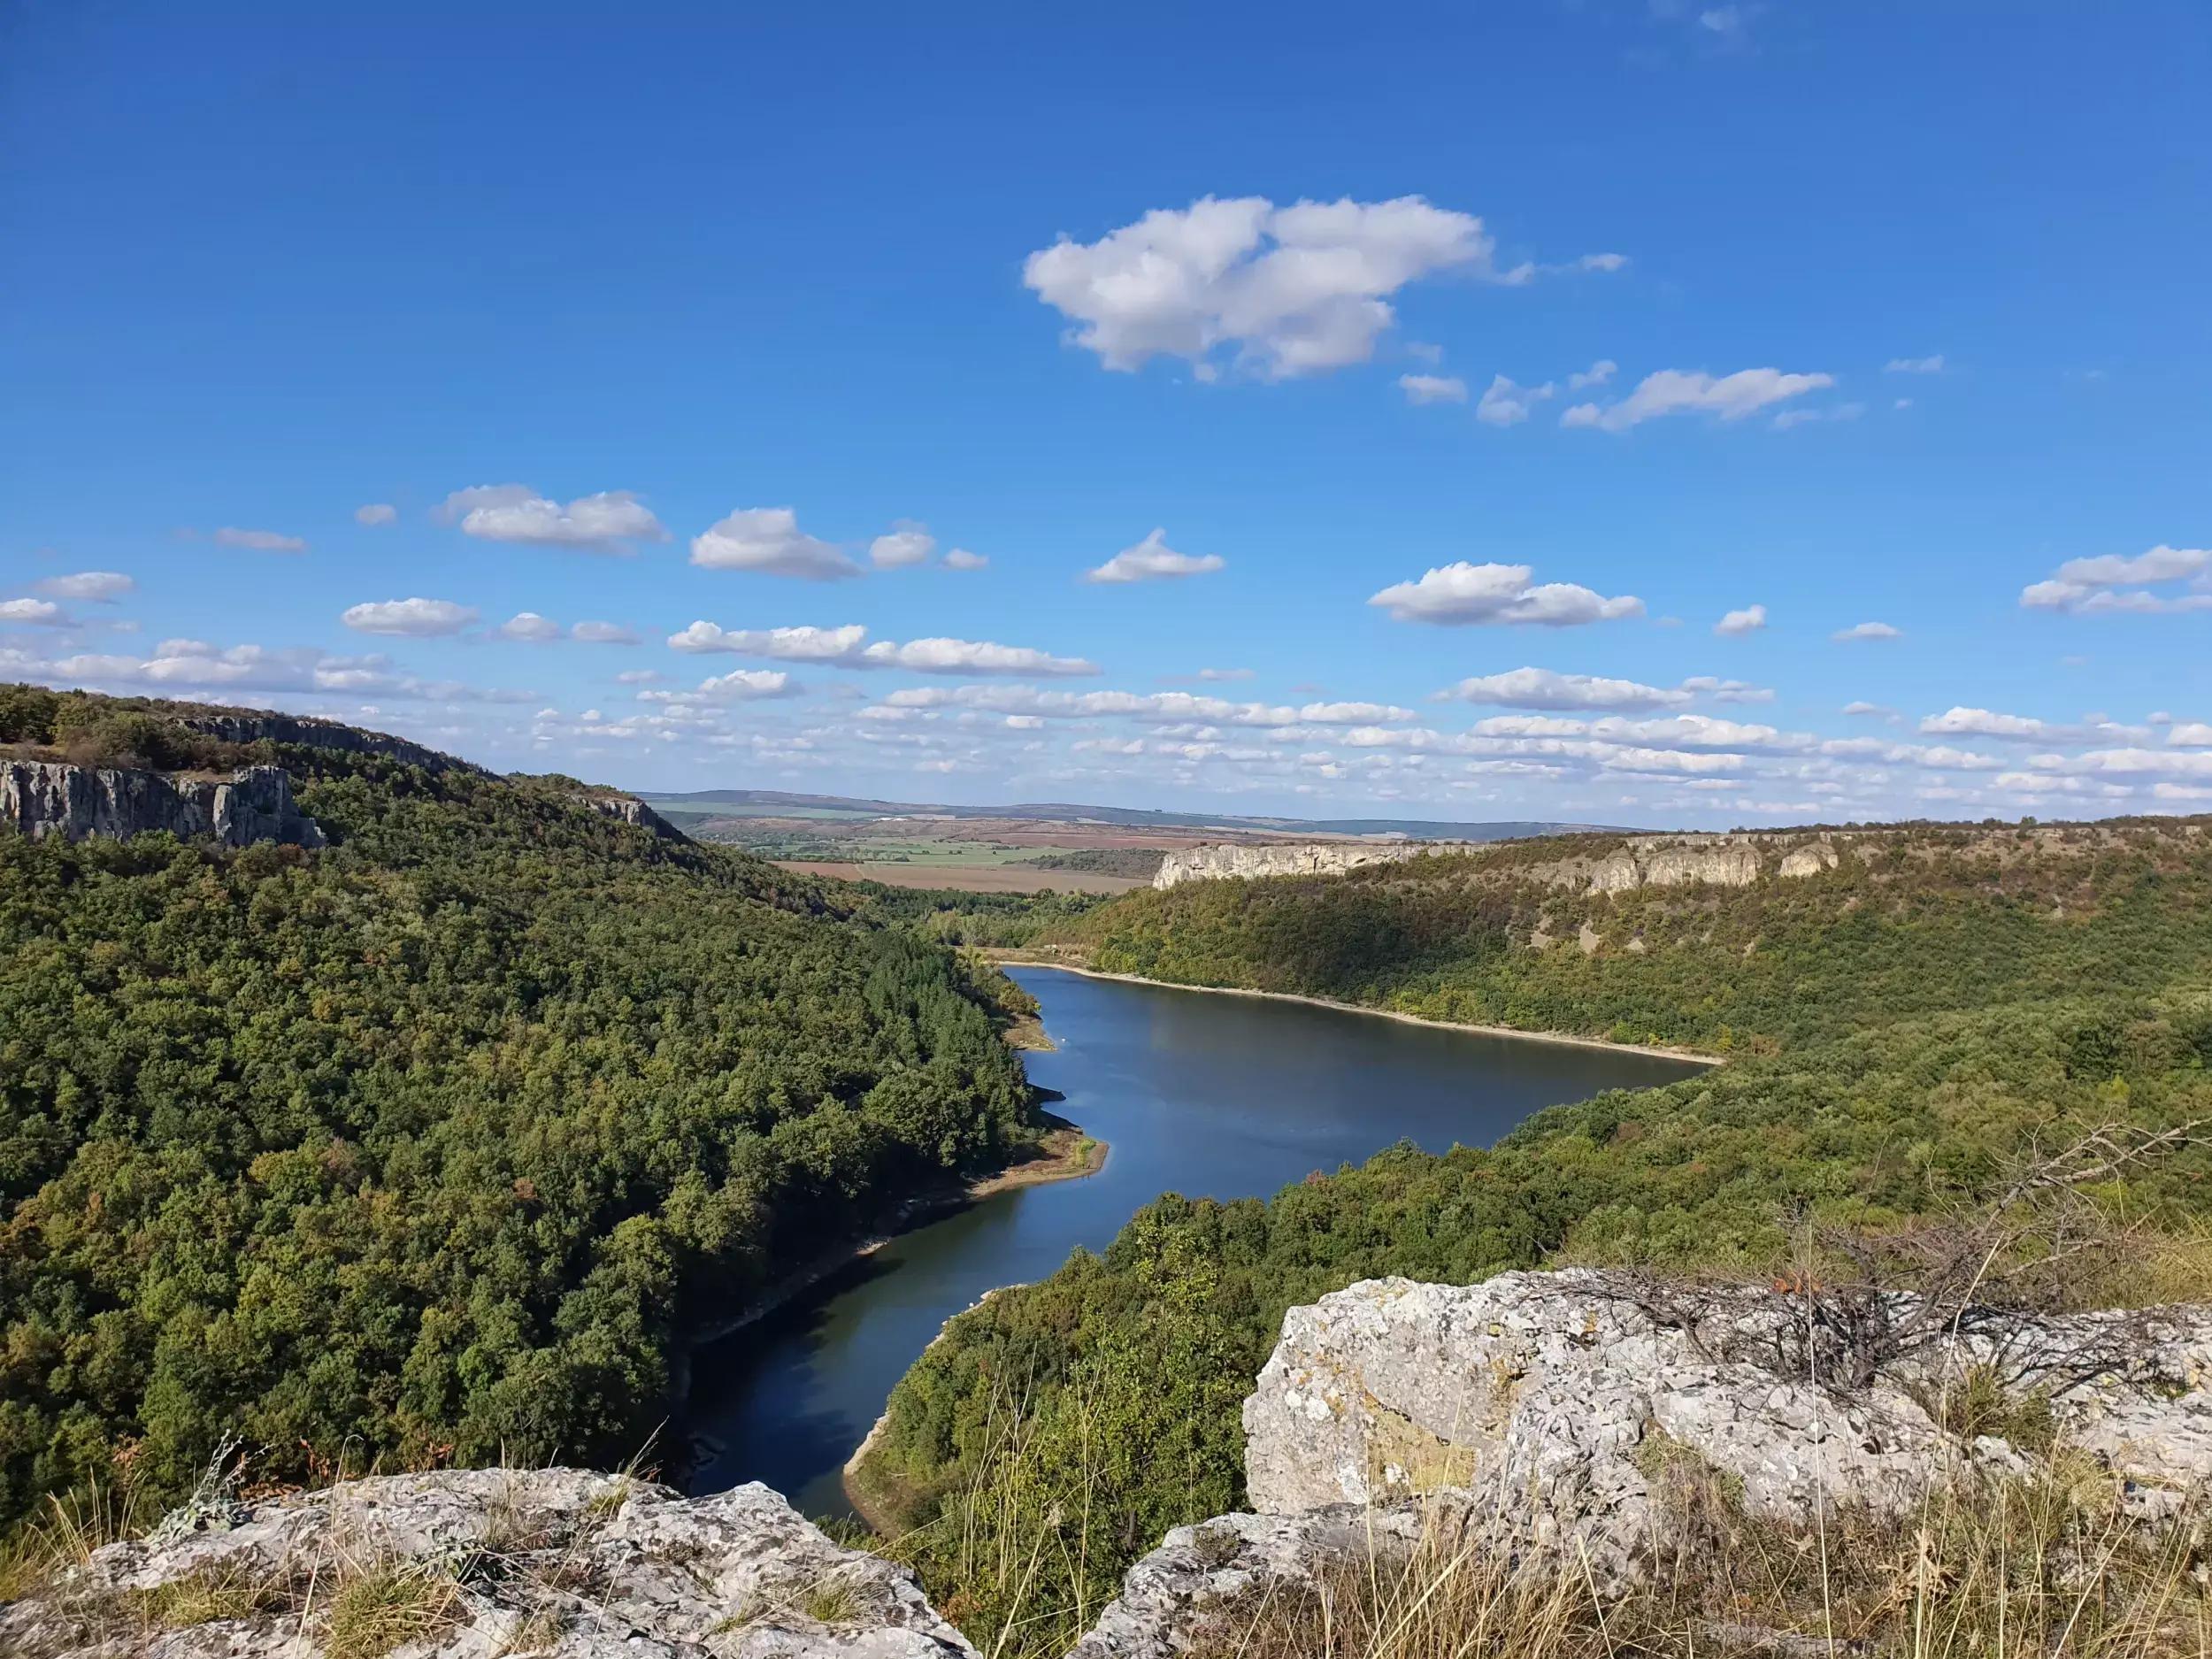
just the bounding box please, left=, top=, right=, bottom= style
left=1, top=760, right=325, bottom=848
left=1155, top=830, right=1867, bottom=893
left=1153, top=840, right=1436, bottom=887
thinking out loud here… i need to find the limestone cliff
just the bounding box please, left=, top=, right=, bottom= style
left=1, top=760, right=325, bottom=848
left=573, top=791, right=687, bottom=840
left=1153, top=841, right=1435, bottom=887
left=1155, top=830, right=1868, bottom=893
left=178, top=710, right=473, bottom=773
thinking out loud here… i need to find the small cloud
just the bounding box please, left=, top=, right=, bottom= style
left=690, top=507, right=862, bottom=580
left=1714, top=603, right=1767, bottom=636
left=34, top=571, right=134, bottom=603
left=1843, top=700, right=1899, bottom=720
left=1476, top=373, right=1555, bottom=426
left=1398, top=373, right=1468, bottom=405
left=2019, top=544, right=2212, bottom=615
left=1196, top=666, right=1255, bottom=681
left=870, top=519, right=937, bottom=569
left=1562, top=366, right=1833, bottom=432
left=1440, top=667, right=1690, bottom=711
left=571, top=620, right=639, bottom=645
left=215, top=526, right=308, bottom=553
left=942, top=547, right=988, bottom=571
left=1369, top=561, right=1642, bottom=626
left=1885, top=355, right=1946, bottom=374
left=354, top=503, right=398, bottom=526
left=614, top=669, right=664, bottom=685
left=1832, top=620, right=1902, bottom=641
left=342, top=597, right=480, bottom=637
left=1566, top=359, right=1617, bottom=390
left=495, top=611, right=563, bottom=641
left=1087, top=528, right=1225, bottom=584
left=0, top=597, right=72, bottom=627
left=438, top=486, right=665, bottom=550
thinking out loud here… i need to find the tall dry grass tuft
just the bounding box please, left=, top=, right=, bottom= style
left=1178, top=1453, right=2212, bottom=1659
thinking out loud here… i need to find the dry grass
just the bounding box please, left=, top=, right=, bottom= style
left=1181, top=1457, right=2212, bottom=1659
left=321, top=1558, right=465, bottom=1659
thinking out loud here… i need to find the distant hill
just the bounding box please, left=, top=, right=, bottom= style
left=639, top=786, right=1621, bottom=841
left=0, top=684, right=1037, bottom=1532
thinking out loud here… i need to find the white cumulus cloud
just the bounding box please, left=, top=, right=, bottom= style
left=667, top=621, right=1094, bottom=677
left=1368, top=562, right=1643, bottom=626
left=341, top=597, right=480, bottom=637
left=1833, top=621, right=1902, bottom=641
left=1561, top=367, right=1834, bottom=432
left=942, top=548, right=988, bottom=571
left=1087, top=528, right=1225, bottom=584
left=437, top=486, right=664, bottom=549
left=495, top=612, right=563, bottom=641
left=1476, top=374, right=1555, bottom=426
left=1023, top=195, right=1595, bottom=380
left=1398, top=373, right=1468, bottom=405
left=0, top=598, right=70, bottom=626
left=689, top=507, right=861, bottom=580
left=1715, top=603, right=1767, bottom=636
left=33, top=571, right=134, bottom=602
left=2018, top=545, right=2212, bottom=615
left=870, top=520, right=937, bottom=569
left=1439, top=668, right=1693, bottom=711
left=354, top=503, right=398, bottom=526
left=570, top=620, right=639, bottom=645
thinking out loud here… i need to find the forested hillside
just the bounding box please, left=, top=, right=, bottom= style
left=863, top=823, right=2212, bottom=1650
left=0, top=687, right=1036, bottom=1532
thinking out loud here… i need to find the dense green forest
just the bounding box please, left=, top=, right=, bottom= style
left=862, top=826, right=2212, bottom=1647
left=0, top=687, right=1037, bottom=1532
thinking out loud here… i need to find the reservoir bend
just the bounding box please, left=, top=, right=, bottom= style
left=683, top=964, right=1708, bottom=1516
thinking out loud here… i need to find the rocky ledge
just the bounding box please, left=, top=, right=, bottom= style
left=1, top=1470, right=974, bottom=1659
left=12, top=1271, right=2209, bottom=1657
left=2, top=760, right=325, bottom=848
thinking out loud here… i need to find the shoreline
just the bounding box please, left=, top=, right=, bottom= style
left=992, top=957, right=1723, bottom=1066
left=681, top=1110, right=1105, bottom=1356
left=841, top=1282, right=1026, bottom=1533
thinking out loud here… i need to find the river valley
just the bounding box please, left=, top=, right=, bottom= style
left=682, top=964, right=1709, bottom=1517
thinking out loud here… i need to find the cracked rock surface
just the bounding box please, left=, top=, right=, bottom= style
left=0, top=1470, right=975, bottom=1659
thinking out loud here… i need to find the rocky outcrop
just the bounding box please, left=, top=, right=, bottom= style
left=1155, top=832, right=1870, bottom=894
left=1240, top=1272, right=2212, bottom=1586
left=574, top=792, right=686, bottom=840
left=0, top=1469, right=976, bottom=1659
left=2, top=761, right=325, bottom=848
left=1062, top=1271, right=2212, bottom=1655
left=1153, top=841, right=1433, bottom=888
left=179, top=711, right=468, bottom=773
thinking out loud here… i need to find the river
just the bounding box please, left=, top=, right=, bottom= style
left=682, top=964, right=1707, bottom=1516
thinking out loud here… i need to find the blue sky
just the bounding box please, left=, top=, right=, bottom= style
left=4, top=2, right=2208, bottom=825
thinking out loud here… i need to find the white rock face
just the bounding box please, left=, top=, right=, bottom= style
left=0, top=1470, right=976, bottom=1659
left=1, top=762, right=325, bottom=848
left=1155, top=833, right=1868, bottom=895
left=572, top=792, right=686, bottom=840
left=1779, top=841, right=1840, bottom=878
left=1154, top=841, right=1432, bottom=888
left=1070, top=1271, right=2212, bottom=1656
left=1241, top=1273, right=2212, bottom=1582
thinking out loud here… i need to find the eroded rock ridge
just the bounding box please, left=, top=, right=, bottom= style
left=2, top=760, right=325, bottom=848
